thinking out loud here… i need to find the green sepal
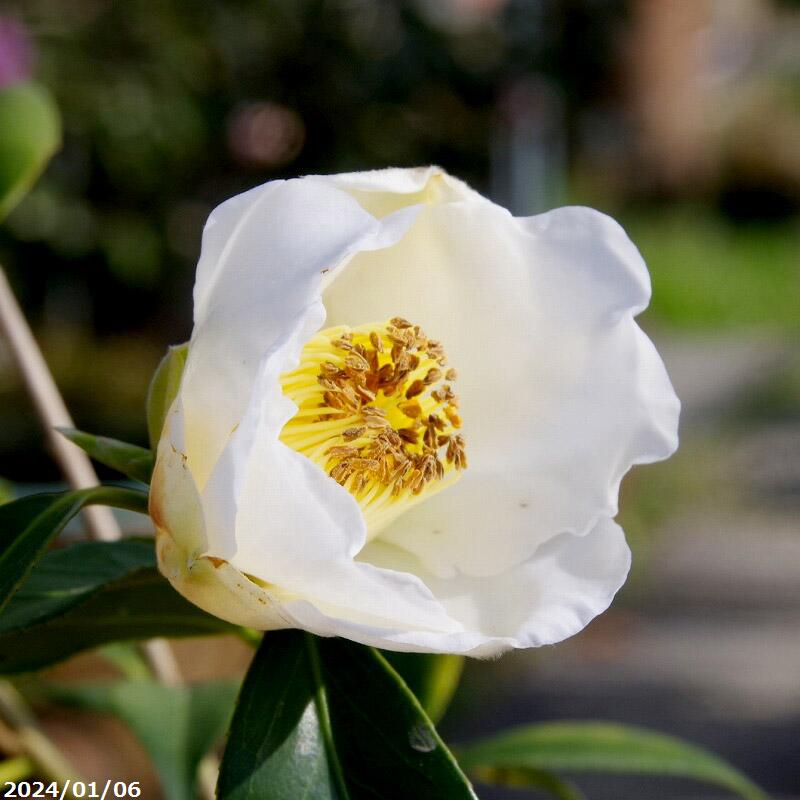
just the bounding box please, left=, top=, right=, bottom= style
left=147, top=343, right=188, bottom=449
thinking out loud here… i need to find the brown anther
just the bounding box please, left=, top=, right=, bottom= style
left=343, top=427, right=365, bottom=441
left=323, top=390, right=345, bottom=410
left=345, top=352, right=370, bottom=372
left=366, top=349, right=379, bottom=373
left=399, top=400, right=422, bottom=419
left=405, top=380, right=425, bottom=399
left=398, top=427, right=419, bottom=445
left=432, top=385, right=455, bottom=404
left=348, top=457, right=380, bottom=471
left=326, top=445, right=360, bottom=458
left=330, top=463, right=352, bottom=483
left=340, top=384, right=360, bottom=409
left=447, top=434, right=467, bottom=470
left=332, top=337, right=354, bottom=351
left=390, top=316, right=413, bottom=329
left=445, top=368, right=458, bottom=381
left=424, top=368, right=442, bottom=385
left=429, top=413, right=446, bottom=431
left=321, top=361, right=340, bottom=376
left=369, top=331, right=384, bottom=352
left=356, top=386, right=376, bottom=403
left=389, top=327, right=416, bottom=349
left=377, top=363, right=395, bottom=385
left=410, top=471, right=426, bottom=495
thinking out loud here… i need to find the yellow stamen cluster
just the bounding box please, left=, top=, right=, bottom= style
left=279, top=317, right=467, bottom=537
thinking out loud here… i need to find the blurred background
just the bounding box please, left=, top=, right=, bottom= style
left=0, top=0, right=799, bottom=797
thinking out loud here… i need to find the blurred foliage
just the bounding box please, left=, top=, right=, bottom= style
left=624, top=208, right=800, bottom=331
left=0, top=81, right=60, bottom=219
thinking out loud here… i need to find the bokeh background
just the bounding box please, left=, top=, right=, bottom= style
left=1, top=1, right=799, bottom=798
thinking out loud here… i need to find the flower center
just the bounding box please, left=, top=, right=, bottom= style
left=279, top=317, right=467, bottom=538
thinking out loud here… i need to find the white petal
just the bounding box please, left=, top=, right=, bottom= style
left=322, top=198, right=679, bottom=577
left=291, top=516, right=631, bottom=656
left=320, top=165, right=483, bottom=217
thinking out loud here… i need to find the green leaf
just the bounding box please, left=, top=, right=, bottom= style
left=147, top=343, right=188, bottom=448
left=381, top=652, right=464, bottom=723
left=57, top=428, right=154, bottom=484
left=0, top=478, right=15, bottom=506
left=0, top=539, right=233, bottom=673
left=457, top=721, right=770, bottom=800
left=467, top=765, right=584, bottom=800
left=0, top=486, right=149, bottom=613
left=0, top=81, right=61, bottom=220
left=48, top=680, right=239, bottom=800
left=98, top=642, right=153, bottom=682
left=218, top=631, right=477, bottom=800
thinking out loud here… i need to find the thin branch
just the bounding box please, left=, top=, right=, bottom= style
left=0, top=269, right=118, bottom=542
left=0, top=684, right=80, bottom=798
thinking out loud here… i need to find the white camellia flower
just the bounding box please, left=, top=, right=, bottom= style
left=151, top=166, right=679, bottom=656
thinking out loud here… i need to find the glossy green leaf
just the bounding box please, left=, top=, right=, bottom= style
left=0, top=539, right=232, bottom=673
left=218, top=631, right=477, bottom=800
left=0, top=486, right=148, bottom=613
left=147, top=343, right=188, bottom=448
left=0, top=81, right=61, bottom=220
left=457, top=721, right=769, bottom=800
left=57, top=428, right=154, bottom=484
left=48, top=680, right=239, bottom=800
left=381, top=652, right=464, bottom=723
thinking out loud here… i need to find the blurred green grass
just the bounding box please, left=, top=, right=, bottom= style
left=623, top=207, right=800, bottom=331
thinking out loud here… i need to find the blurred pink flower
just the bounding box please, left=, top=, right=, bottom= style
left=0, top=17, right=33, bottom=88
